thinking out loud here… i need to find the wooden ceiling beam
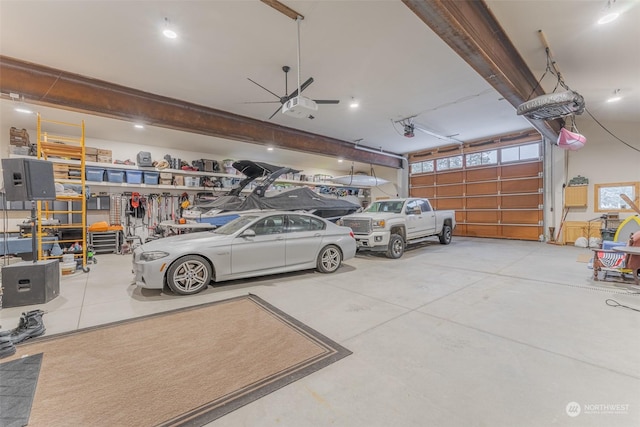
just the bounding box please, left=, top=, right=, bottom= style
left=0, top=56, right=402, bottom=169
left=402, top=0, right=562, bottom=141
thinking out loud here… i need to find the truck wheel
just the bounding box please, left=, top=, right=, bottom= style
left=386, top=234, right=404, bottom=259
left=439, top=225, right=452, bottom=245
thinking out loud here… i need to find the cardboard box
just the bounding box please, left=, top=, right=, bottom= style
left=173, top=175, right=184, bottom=186
left=159, top=172, right=173, bottom=180
left=159, top=179, right=173, bottom=185
left=97, top=155, right=112, bottom=163
left=85, top=146, right=99, bottom=155
left=85, top=154, right=98, bottom=163
left=97, top=149, right=112, bottom=156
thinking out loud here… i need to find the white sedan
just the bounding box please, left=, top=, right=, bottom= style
left=133, top=211, right=356, bottom=295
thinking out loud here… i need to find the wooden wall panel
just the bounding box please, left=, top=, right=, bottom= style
left=501, top=194, right=541, bottom=209
left=466, top=196, right=499, bottom=208
left=466, top=181, right=499, bottom=195
left=500, top=177, right=541, bottom=194
left=466, top=168, right=498, bottom=182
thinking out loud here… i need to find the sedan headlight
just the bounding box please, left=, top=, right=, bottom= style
left=140, top=251, right=170, bottom=262
left=373, top=220, right=386, bottom=228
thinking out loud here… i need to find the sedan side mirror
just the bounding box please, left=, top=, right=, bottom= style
left=240, top=229, right=256, bottom=238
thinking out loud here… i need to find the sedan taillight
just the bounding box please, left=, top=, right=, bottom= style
left=349, top=231, right=355, bottom=239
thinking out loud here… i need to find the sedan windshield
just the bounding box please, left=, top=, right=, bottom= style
left=364, top=201, right=404, bottom=214
left=213, top=215, right=258, bottom=235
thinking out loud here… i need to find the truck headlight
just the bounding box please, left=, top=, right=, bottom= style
left=140, top=251, right=169, bottom=262
left=373, top=220, right=386, bottom=228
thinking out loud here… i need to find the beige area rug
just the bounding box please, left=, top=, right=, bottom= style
left=4, top=294, right=351, bottom=426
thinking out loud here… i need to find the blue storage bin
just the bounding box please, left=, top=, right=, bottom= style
left=126, top=170, right=143, bottom=184
left=86, top=167, right=105, bottom=182
left=106, top=169, right=125, bottom=183
left=143, top=171, right=159, bottom=185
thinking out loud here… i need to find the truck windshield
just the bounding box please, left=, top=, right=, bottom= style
left=364, top=201, right=403, bottom=214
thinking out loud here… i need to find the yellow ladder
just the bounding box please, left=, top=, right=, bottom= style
left=36, top=113, right=88, bottom=270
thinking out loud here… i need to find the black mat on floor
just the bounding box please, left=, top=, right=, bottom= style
left=0, top=353, right=42, bottom=427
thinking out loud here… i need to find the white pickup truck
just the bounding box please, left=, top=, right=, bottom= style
left=338, top=198, right=456, bottom=259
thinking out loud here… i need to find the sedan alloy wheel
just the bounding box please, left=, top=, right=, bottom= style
left=166, top=255, right=212, bottom=295
left=317, top=245, right=342, bottom=273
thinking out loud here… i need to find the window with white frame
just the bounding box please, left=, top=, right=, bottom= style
left=436, top=155, right=462, bottom=171
left=501, top=143, right=540, bottom=163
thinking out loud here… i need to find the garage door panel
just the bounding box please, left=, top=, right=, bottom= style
left=466, top=181, right=498, bottom=195
left=411, top=175, right=435, bottom=186
left=501, top=178, right=541, bottom=194
left=501, top=194, right=542, bottom=209
left=466, top=224, right=500, bottom=238
left=410, top=187, right=435, bottom=198
left=466, top=167, right=498, bottom=182
left=466, top=196, right=499, bottom=208
left=437, top=184, right=464, bottom=196
left=502, top=225, right=541, bottom=240
left=466, top=211, right=500, bottom=223
left=501, top=210, right=541, bottom=224
left=436, top=198, right=464, bottom=210
left=501, top=162, right=541, bottom=179
left=435, top=171, right=463, bottom=184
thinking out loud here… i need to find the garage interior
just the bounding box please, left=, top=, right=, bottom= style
left=0, top=1, right=639, bottom=426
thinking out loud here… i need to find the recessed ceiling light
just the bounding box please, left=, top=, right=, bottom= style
left=134, top=124, right=144, bottom=129
left=163, top=29, right=177, bottom=39
left=162, top=17, right=178, bottom=39
left=267, top=147, right=274, bottom=151
left=349, top=97, right=359, bottom=108
left=338, top=158, right=344, bottom=163
left=598, top=12, right=619, bottom=24
left=14, top=107, right=33, bottom=114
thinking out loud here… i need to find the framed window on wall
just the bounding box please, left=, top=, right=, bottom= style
left=594, top=182, right=639, bottom=212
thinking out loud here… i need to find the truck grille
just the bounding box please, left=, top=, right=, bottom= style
left=342, top=218, right=372, bottom=235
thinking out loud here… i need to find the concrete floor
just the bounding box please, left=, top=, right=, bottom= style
left=1, top=237, right=639, bottom=426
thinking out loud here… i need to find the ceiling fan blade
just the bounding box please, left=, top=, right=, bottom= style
left=247, top=78, right=281, bottom=99
left=314, top=100, right=340, bottom=104
left=242, top=101, right=281, bottom=104
left=268, top=105, right=282, bottom=120
left=288, top=77, right=314, bottom=99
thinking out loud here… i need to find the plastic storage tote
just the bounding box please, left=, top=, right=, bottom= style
left=125, top=170, right=143, bottom=184
left=143, top=171, right=159, bottom=185
left=85, top=167, right=105, bottom=182
left=106, top=169, right=125, bottom=183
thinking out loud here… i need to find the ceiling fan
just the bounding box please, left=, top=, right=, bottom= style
left=246, top=18, right=339, bottom=120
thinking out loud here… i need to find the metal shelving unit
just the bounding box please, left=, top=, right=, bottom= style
left=36, top=114, right=89, bottom=270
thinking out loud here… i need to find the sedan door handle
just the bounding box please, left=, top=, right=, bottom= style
left=314, top=233, right=322, bottom=237
left=276, top=236, right=285, bottom=241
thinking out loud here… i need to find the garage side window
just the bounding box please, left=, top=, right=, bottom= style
left=594, top=182, right=639, bottom=212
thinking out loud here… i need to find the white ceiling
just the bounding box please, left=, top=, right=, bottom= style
left=1, top=1, right=638, bottom=172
